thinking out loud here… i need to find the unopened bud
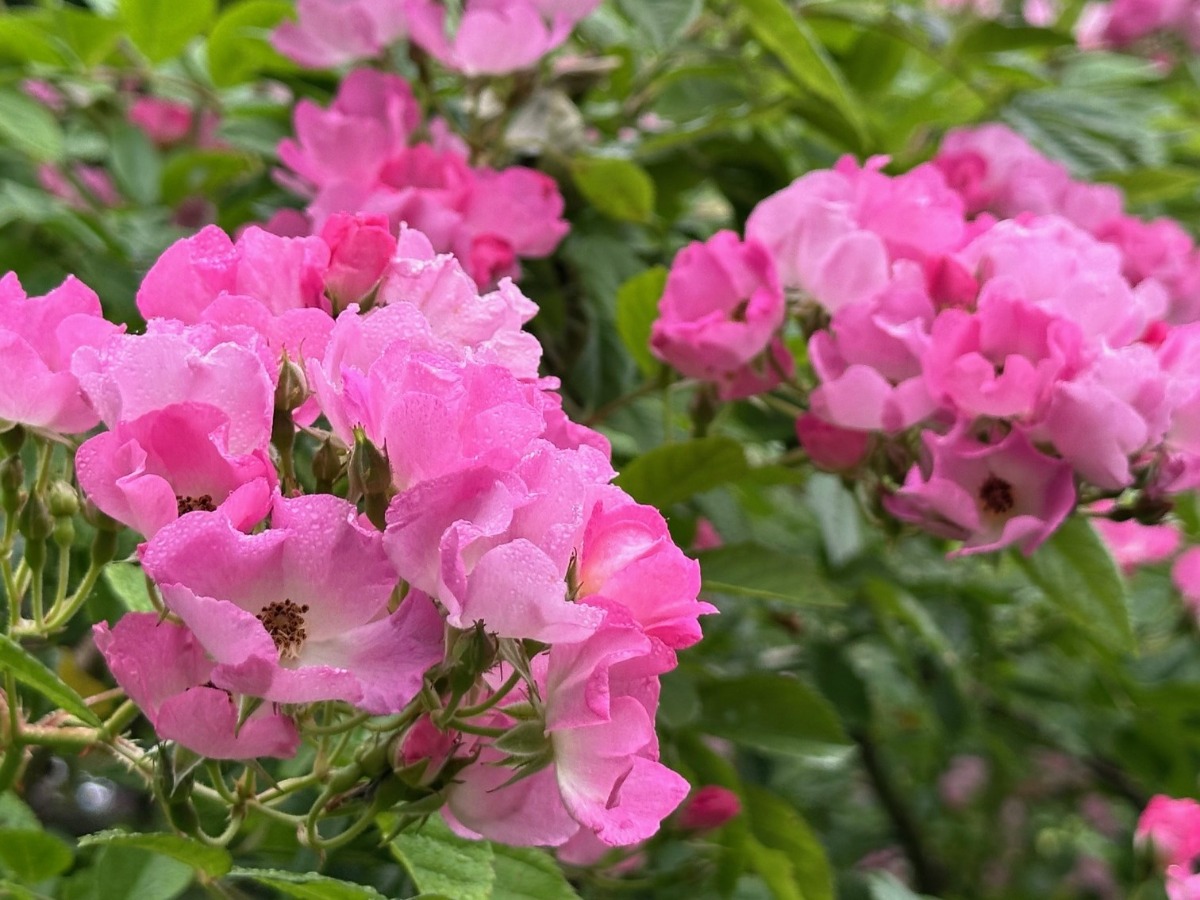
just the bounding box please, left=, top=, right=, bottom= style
left=18, top=493, right=53, bottom=543
left=274, top=355, right=308, bottom=412
left=52, top=517, right=75, bottom=549
left=312, top=438, right=345, bottom=488
left=47, top=480, right=79, bottom=519
left=677, top=785, right=741, bottom=831
left=0, top=457, right=23, bottom=516
left=0, top=424, right=25, bottom=456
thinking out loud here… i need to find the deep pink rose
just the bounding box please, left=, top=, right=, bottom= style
left=651, top=231, right=788, bottom=399
left=886, top=424, right=1075, bottom=555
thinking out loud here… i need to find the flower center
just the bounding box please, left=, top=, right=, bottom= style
left=176, top=494, right=216, bottom=516
left=256, top=599, right=310, bottom=661
left=978, top=475, right=1015, bottom=516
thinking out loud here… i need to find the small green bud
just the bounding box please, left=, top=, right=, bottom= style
left=47, top=480, right=79, bottom=518
left=0, top=424, right=25, bottom=456
left=274, top=355, right=309, bottom=412
left=311, top=438, right=345, bottom=488
left=18, top=493, right=53, bottom=543
left=52, top=517, right=74, bottom=549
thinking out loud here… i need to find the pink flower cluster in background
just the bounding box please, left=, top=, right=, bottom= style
left=651, top=125, right=1200, bottom=555
left=275, top=69, right=569, bottom=287
left=1077, top=0, right=1200, bottom=57
left=272, top=0, right=600, bottom=74
left=1137, top=795, right=1200, bottom=899
left=0, top=215, right=711, bottom=852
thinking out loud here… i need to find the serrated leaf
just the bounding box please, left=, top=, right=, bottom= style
left=737, top=0, right=867, bottom=146
left=699, top=673, right=850, bottom=758
left=53, top=8, right=123, bottom=65
left=160, top=149, right=259, bottom=206
left=1014, top=516, right=1134, bottom=653
left=120, top=0, right=215, bottom=62
left=570, top=156, right=655, bottom=223
left=867, top=872, right=936, bottom=900
left=615, top=267, right=666, bottom=377
left=699, top=543, right=843, bottom=607
left=744, top=788, right=834, bottom=900
left=490, top=845, right=579, bottom=900
left=0, top=634, right=101, bottom=726
left=0, top=794, right=39, bottom=830
left=0, top=12, right=63, bottom=65
left=226, top=869, right=386, bottom=899
left=0, top=89, right=65, bottom=162
left=1097, top=166, right=1200, bottom=205
left=101, top=562, right=155, bottom=613
left=386, top=816, right=494, bottom=900
left=108, top=123, right=160, bottom=206
left=957, top=21, right=1073, bottom=54
left=805, top=473, right=863, bottom=567
left=66, top=846, right=194, bottom=900
left=0, top=828, right=73, bottom=883
left=616, top=0, right=702, bottom=50
left=616, top=436, right=748, bottom=508
left=205, top=0, right=298, bottom=86
left=78, top=831, right=231, bottom=878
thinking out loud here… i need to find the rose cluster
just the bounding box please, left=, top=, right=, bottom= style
left=274, top=68, right=569, bottom=287
left=650, top=124, right=1200, bottom=555
left=0, top=214, right=711, bottom=854
left=272, top=0, right=601, bottom=74
left=1137, top=795, right=1200, bottom=899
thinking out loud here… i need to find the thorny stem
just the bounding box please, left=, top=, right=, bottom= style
left=852, top=728, right=948, bottom=895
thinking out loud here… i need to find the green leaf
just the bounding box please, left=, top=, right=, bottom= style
left=100, top=562, right=155, bottom=614
left=0, top=797, right=38, bottom=834
left=1098, top=166, right=1200, bottom=205
left=615, top=436, right=748, bottom=508
left=160, top=149, right=260, bottom=206
left=386, top=817, right=494, bottom=900
left=0, top=829, right=73, bottom=883
left=616, top=0, right=702, bottom=50
left=109, top=123, right=161, bottom=206
left=736, top=0, right=867, bottom=146
left=490, top=845, right=580, bottom=900
left=743, top=788, right=833, bottom=900
left=226, top=869, right=386, bottom=900
left=0, top=12, right=63, bottom=65
left=570, top=156, right=656, bottom=223
left=699, top=673, right=850, bottom=758
left=867, top=872, right=936, bottom=900
left=120, top=0, right=215, bottom=62
left=53, top=8, right=124, bottom=65
left=1014, top=516, right=1134, bottom=653
left=0, top=89, right=65, bottom=162
left=78, top=831, right=231, bottom=879
left=957, top=21, right=1074, bottom=54
left=615, top=267, right=666, bottom=377
left=69, top=846, right=193, bottom=900
left=0, top=634, right=101, bottom=726
left=699, top=544, right=843, bottom=607
left=206, top=0, right=298, bottom=87
left=805, top=474, right=863, bottom=567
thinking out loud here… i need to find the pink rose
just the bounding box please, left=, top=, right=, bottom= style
left=650, top=231, right=788, bottom=399
left=271, top=0, right=408, bottom=68
left=141, top=493, right=444, bottom=714
left=94, top=614, right=299, bottom=759
left=886, top=424, right=1075, bottom=555
left=0, top=273, right=121, bottom=435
